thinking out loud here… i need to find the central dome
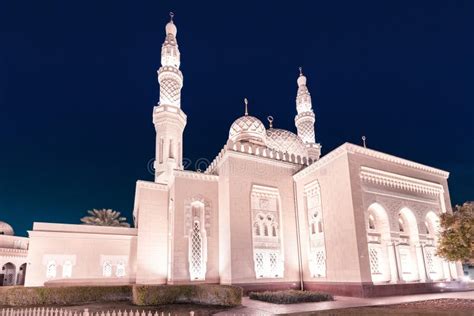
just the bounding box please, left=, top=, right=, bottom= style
left=229, top=115, right=266, bottom=145
left=0, top=221, right=14, bottom=236
left=266, top=128, right=308, bottom=158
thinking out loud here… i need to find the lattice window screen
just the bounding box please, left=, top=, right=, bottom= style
left=190, top=222, right=204, bottom=280
left=369, top=247, right=381, bottom=274
left=425, top=248, right=435, bottom=274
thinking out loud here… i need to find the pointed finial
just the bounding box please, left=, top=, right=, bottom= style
left=267, top=116, right=274, bottom=128
left=299, top=66, right=303, bottom=76
left=244, top=98, right=248, bottom=116
left=362, top=136, right=367, bottom=148
left=169, top=12, right=174, bottom=22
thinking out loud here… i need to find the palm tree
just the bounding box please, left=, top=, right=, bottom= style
left=80, top=209, right=130, bottom=227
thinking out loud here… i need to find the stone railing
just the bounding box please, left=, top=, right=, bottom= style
left=205, top=140, right=314, bottom=174
left=0, top=309, right=195, bottom=316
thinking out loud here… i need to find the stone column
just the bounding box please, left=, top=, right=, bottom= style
left=387, top=242, right=399, bottom=283
left=415, top=244, right=426, bottom=282
left=442, top=260, right=452, bottom=281
left=420, top=244, right=431, bottom=281
left=394, top=243, right=404, bottom=282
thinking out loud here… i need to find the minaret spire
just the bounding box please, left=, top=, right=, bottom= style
left=153, top=13, right=187, bottom=183
left=295, top=68, right=321, bottom=161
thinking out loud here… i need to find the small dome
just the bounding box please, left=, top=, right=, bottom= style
left=229, top=115, right=267, bottom=145
left=266, top=128, right=308, bottom=158
left=166, top=21, right=177, bottom=36
left=297, top=74, right=307, bottom=86
left=0, top=221, right=14, bottom=236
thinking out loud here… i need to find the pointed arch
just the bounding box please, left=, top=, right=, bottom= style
left=399, top=207, right=420, bottom=243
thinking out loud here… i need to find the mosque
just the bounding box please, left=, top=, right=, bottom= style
left=1, top=14, right=462, bottom=296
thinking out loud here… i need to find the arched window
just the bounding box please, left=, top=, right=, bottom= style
left=398, top=217, right=405, bottom=232
left=272, top=226, right=277, bottom=237
left=254, top=223, right=261, bottom=236
left=190, top=221, right=204, bottom=280
left=62, top=260, right=72, bottom=278
left=368, top=214, right=376, bottom=230
left=264, top=224, right=269, bottom=236
left=46, top=261, right=56, bottom=278
left=116, top=262, right=126, bottom=277
left=169, top=139, right=174, bottom=158
left=187, top=200, right=208, bottom=281
left=103, top=261, right=112, bottom=277
left=425, top=221, right=430, bottom=235
left=159, top=138, right=164, bottom=163
left=318, top=221, right=323, bottom=233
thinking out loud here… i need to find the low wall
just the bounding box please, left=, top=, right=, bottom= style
left=304, top=281, right=469, bottom=297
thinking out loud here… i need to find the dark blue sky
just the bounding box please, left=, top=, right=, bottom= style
left=1, top=1, right=473, bottom=236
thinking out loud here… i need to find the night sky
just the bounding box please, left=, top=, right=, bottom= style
left=1, top=1, right=472, bottom=236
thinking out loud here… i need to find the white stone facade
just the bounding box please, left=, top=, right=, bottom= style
left=2, top=15, right=461, bottom=292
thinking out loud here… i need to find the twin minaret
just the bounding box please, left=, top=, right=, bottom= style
left=153, top=13, right=186, bottom=183
left=295, top=68, right=321, bottom=161
left=153, top=15, right=320, bottom=183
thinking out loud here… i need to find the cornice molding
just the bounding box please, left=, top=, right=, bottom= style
left=136, top=180, right=168, bottom=191
left=294, top=142, right=449, bottom=181
left=174, top=170, right=218, bottom=182
left=345, top=143, right=449, bottom=178
left=360, top=166, right=444, bottom=196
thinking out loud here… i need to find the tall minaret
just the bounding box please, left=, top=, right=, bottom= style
left=295, top=67, right=321, bottom=161
left=153, top=13, right=187, bottom=183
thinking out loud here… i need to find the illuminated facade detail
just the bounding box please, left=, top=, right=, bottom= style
left=46, top=261, right=56, bottom=279
left=187, top=200, right=208, bottom=281
left=304, top=181, right=326, bottom=278
left=62, top=260, right=72, bottom=278
left=251, top=185, right=284, bottom=279
left=17, top=14, right=464, bottom=294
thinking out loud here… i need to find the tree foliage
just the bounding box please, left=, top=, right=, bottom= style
left=437, top=202, right=474, bottom=263
left=80, top=209, right=130, bottom=227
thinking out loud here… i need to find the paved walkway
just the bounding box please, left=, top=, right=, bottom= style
left=215, top=291, right=474, bottom=315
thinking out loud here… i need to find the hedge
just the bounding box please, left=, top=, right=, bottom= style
left=133, top=284, right=242, bottom=307
left=249, top=290, right=334, bottom=304
left=0, top=286, right=132, bottom=306
left=0, top=284, right=242, bottom=307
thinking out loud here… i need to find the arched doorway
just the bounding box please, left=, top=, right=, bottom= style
left=1, top=262, right=16, bottom=286
left=423, top=211, right=445, bottom=280
left=366, top=203, right=392, bottom=283
left=398, top=208, right=421, bottom=281
left=16, top=263, right=27, bottom=285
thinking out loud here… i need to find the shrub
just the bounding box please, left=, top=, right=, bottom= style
left=249, top=290, right=334, bottom=304
left=133, top=284, right=242, bottom=307
left=0, top=286, right=132, bottom=306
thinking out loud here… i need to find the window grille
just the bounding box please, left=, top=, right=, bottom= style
left=314, top=249, right=326, bottom=277
left=425, top=249, right=435, bottom=274
left=255, top=252, right=265, bottom=278
left=369, top=247, right=381, bottom=274
left=46, top=261, right=56, bottom=278
left=103, top=261, right=112, bottom=277
left=116, top=262, right=126, bottom=277
left=62, top=261, right=72, bottom=278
